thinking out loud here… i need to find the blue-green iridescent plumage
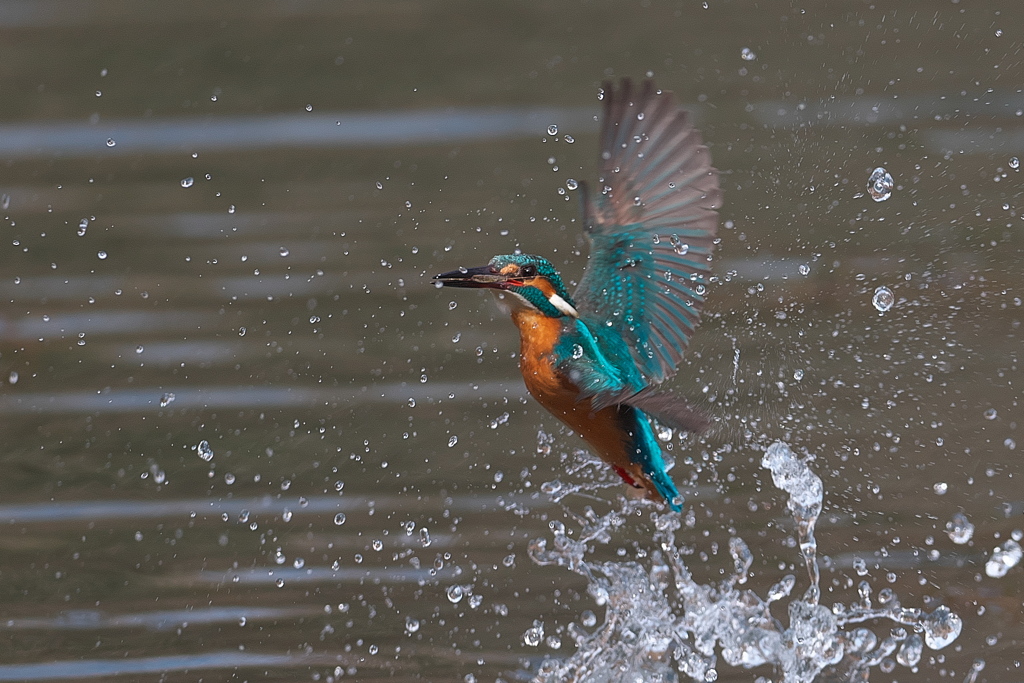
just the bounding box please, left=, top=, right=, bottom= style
left=435, top=79, right=720, bottom=511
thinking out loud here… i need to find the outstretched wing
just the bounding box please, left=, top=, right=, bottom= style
left=573, top=78, right=721, bottom=385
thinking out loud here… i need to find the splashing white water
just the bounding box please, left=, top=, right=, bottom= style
left=526, top=441, right=961, bottom=682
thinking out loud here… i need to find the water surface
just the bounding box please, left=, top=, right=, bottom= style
left=1, top=2, right=1022, bottom=681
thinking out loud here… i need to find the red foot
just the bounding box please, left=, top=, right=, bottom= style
left=612, top=465, right=644, bottom=489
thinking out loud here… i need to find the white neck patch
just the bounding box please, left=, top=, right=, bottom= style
left=548, top=292, right=579, bottom=318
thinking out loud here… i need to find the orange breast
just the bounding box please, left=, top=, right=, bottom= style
left=511, top=309, right=656, bottom=498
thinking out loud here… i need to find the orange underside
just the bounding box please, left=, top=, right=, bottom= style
left=511, top=307, right=658, bottom=500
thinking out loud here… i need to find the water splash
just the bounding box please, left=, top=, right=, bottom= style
left=527, top=441, right=961, bottom=682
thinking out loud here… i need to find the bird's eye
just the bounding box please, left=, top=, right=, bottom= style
left=521, top=265, right=537, bottom=277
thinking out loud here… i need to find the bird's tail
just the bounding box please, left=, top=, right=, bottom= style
left=623, top=406, right=684, bottom=512
left=643, top=454, right=684, bottom=511
left=644, top=459, right=683, bottom=512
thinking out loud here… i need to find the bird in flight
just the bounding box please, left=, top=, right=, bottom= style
left=435, top=78, right=720, bottom=511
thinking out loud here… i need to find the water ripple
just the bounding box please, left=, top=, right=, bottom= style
left=0, top=381, right=524, bottom=414
left=0, top=652, right=348, bottom=681
left=6, top=606, right=319, bottom=631
left=0, top=107, right=597, bottom=158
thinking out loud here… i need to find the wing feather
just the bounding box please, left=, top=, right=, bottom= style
left=574, top=78, right=720, bottom=384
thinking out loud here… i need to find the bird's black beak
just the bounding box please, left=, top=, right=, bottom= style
left=433, top=264, right=511, bottom=289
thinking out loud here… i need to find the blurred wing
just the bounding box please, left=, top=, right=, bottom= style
left=574, top=78, right=721, bottom=385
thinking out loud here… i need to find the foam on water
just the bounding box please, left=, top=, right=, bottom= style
left=526, top=441, right=961, bottom=682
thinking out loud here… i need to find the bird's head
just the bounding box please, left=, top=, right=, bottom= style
left=434, top=254, right=578, bottom=319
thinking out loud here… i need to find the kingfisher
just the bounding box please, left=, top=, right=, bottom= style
left=435, top=79, right=720, bottom=511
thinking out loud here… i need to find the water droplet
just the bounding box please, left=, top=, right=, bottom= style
left=334, top=512, right=346, bottom=525
left=238, top=327, right=246, bottom=337
left=933, top=482, right=948, bottom=495
left=446, top=585, right=464, bottom=603
left=405, top=616, right=420, bottom=633
left=571, top=344, right=584, bottom=360
left=448, top=436, right=458, bottom=448
left=566, top=178, right=578, bottom=190
left=106, top=138, right=115, bottom=147
left=159, top=392, right=175, bottom=407
left=448, top=301, right=457, bottom=310
left=228, top=205, right=235, bottom=214
left=798, top=264, right=810, bottom=276
left=987, top=540, right=1024, bottom=577
left=766, top=575, right=796, bottom=602
left=867, top=167, right=894, bottom=202
left=1011, top=157, right=1020, bottom=170
left=97, top=251, right=108, bottom=260
left=793, top=369, right=804, bottom=381
left=372, top=539, right=383, bottom=551
left=984, top=408, right=998, bottom=420
left=275, top=578, right=285, bottom=588
left=872, top=286, right=894, bottom=312
left=945, top=512, right=974, bottom=544
left=77, top=219, right=89, bottom=236
left=224, top=472, right=235, bottom=485
left=564, top=135, right=574, bottom=144
left=896, top=634, right=923, bottom=667
left=180, top=177, right=194, bottom=188
left=196, top=440, right=214, bottom=462
left=135, top=345, right=144, bottom=354
left=653, top=424, right=673, bottom=442
left=541, top=479, right=563, bottom=495
left=581, top=610, right=597, bottom=628
left=523, top=620, right=544, bottom=646
left=740, top=47, right=757, bottom=61
left=1005, top=437, right=1017, bottom=450
left=305, top=104, right=313, bottom=112
left=853, top=557, right=868, bottom=576
left=921, top=605, right=962, bottom=649
left=293, top=557, right=304, bottom=569
left=1, top=194, right=10, bottom=210
left=419, top=528, right=431, bottom=547
left=279, top=246, right=290, bottom=257
left=547, top=124, right=558, bottom=135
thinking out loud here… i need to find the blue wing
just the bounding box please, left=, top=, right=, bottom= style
left=573, top=78, right=721, bottom=385
left=552, top=318, right=636, bottom=403
left=553, top=318, right=710, bottom=435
